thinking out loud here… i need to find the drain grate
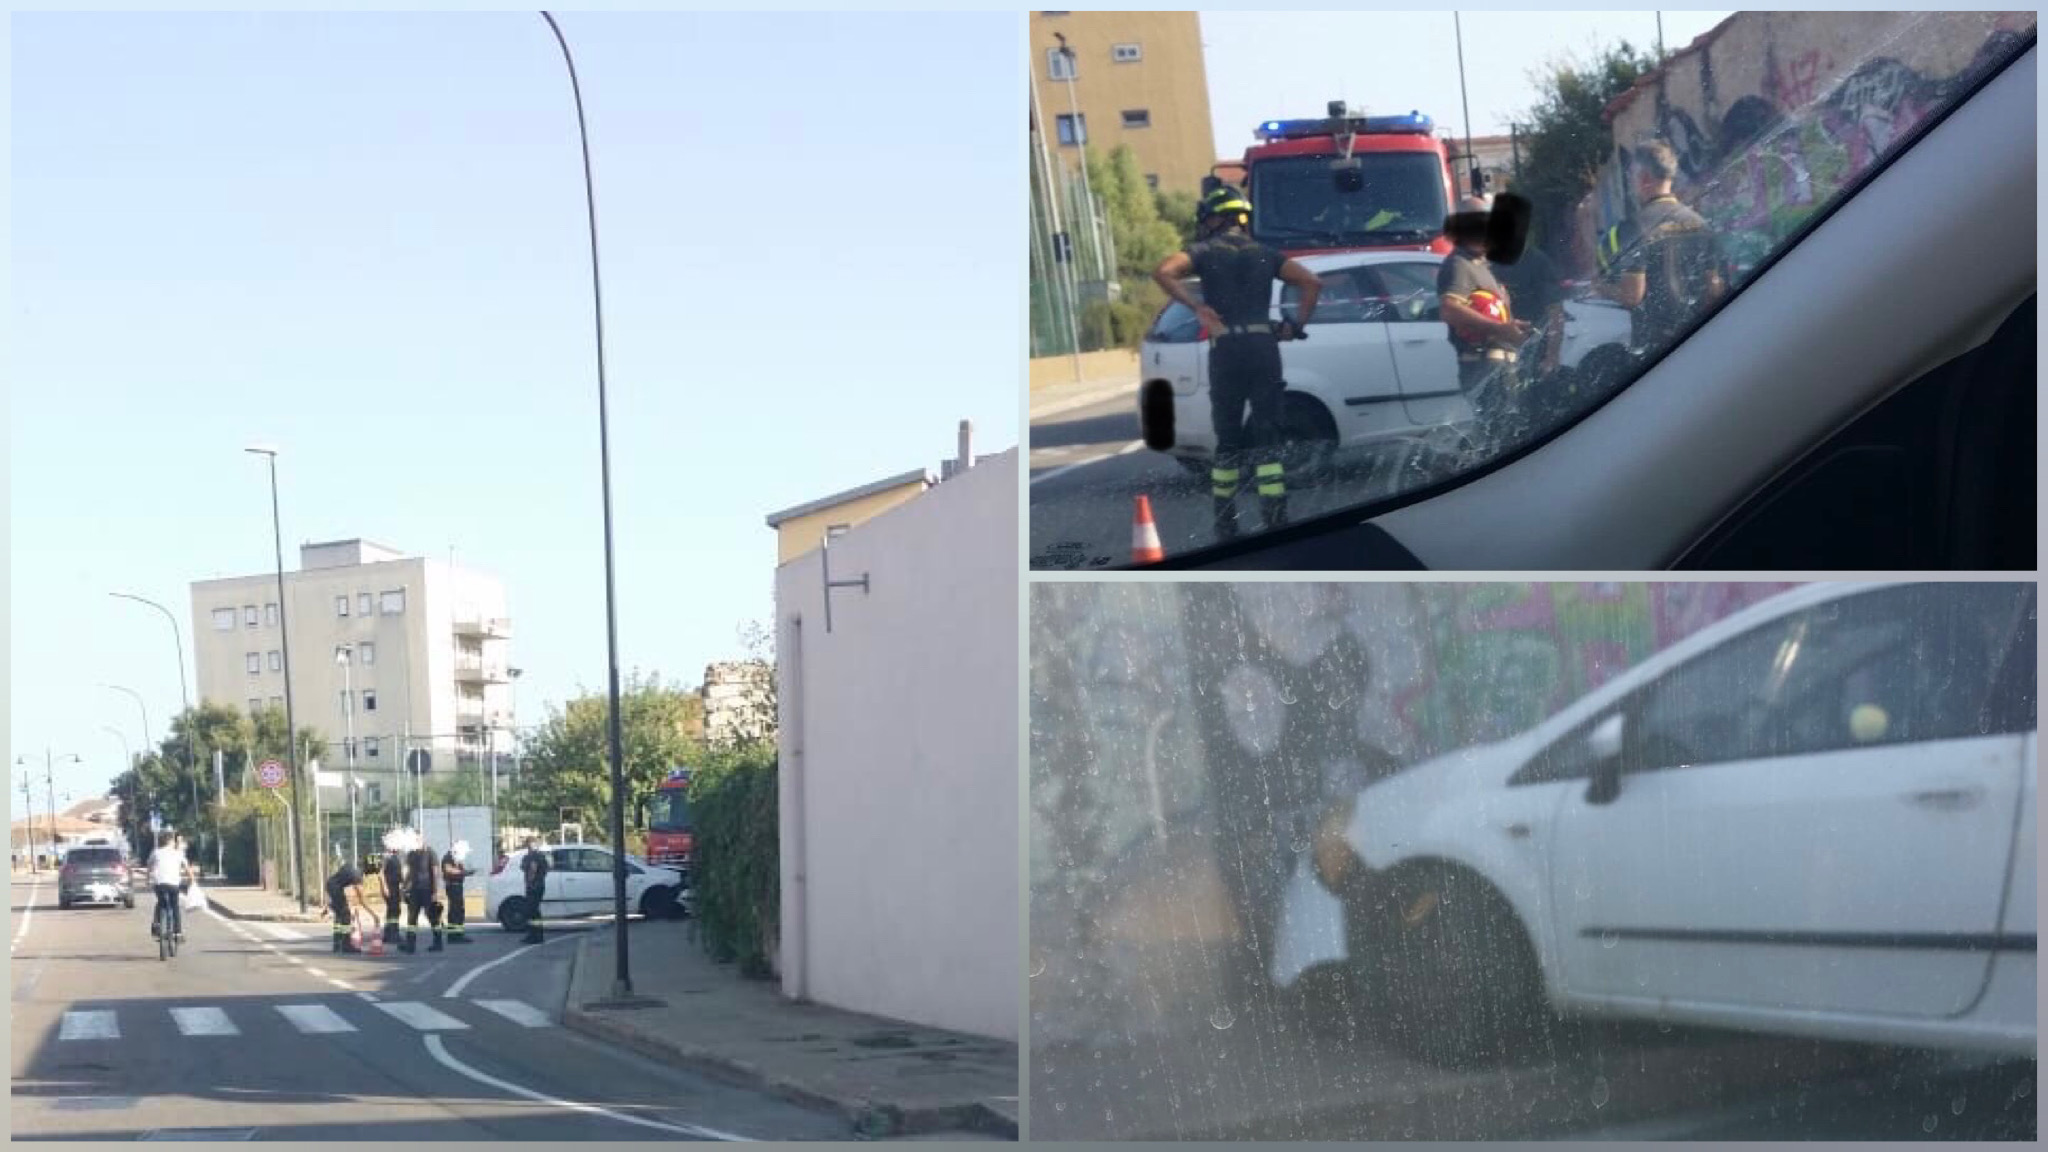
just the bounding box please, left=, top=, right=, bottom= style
left=140, top=1128, right=257, bottom=1141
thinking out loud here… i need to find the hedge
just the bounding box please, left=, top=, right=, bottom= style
left=690, top=744, right=779, bottom=977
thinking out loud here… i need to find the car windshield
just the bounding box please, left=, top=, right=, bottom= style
left=1029, top=11, right=2037, bottom=568
left=1032, top=581, right=2039, bottom=1140
left=68, top=849, right=121, bottom=866
left=1249, top=153, right=1448, bottom=248
left=649, top=789, right=691, bottom=833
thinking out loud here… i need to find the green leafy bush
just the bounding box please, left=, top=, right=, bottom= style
left=690, top=743, right=779, bottom=977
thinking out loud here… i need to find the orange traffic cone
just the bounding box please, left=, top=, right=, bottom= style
left=1131, top=495, right=1165, bottom=564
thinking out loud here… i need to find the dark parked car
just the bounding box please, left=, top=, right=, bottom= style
left=58, top=846, right=133, bottom=909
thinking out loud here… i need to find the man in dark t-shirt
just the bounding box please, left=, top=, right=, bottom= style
left=1598, top=140, right=1727, bottom=350
left=324, top=858, right=367, bottom=954
left=1154, top=179, right=1322, bottom=538
left=1493, top=242, right=1566, bottom=379
left=1437, top=196, right=1533, bottom=398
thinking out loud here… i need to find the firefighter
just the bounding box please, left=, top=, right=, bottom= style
left=379, top=834, right=405, bottom=946
left=324, top=855, right=368, bottom=954
left=440, top=840, right=475, bottom=945
left=519, top=837, right=550, bottom=945
left=1152, top=177, right=1322, bottom=538
left=1438, top=195, right=1533, bottom=400
left=401, top=831, right=444, bottom=953
left=1595, top=139, right=1727, bottom=350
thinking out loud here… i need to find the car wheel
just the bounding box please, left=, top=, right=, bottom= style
left=638, top=885, right=678, bottom=920
left=1363, top=866, right=1548, bottom=1069
left=497, top=897, right=533, bottom=933
left=1277, top=393, right=1338, bottom=489
left=58, top=895, right=71, bottom=910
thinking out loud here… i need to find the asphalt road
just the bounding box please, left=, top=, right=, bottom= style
left=9, top=873, right=852, bottom=1141
left=1028, top=394, right=1436, bottom=570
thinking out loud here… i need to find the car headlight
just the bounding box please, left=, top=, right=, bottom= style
left=1312, top=793, right=1360, bottom=891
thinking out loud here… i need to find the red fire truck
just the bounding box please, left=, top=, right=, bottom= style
left=645, top=767, right=693, bottom=870
left=1228, top=103, right=1464, bottom=259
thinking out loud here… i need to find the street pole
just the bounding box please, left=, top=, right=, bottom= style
left=214, top=749, right=226, bottom=876
left=247, top=445, right=307, bottom=912
left=23, top=751, right=81, bottom=867
left=110, top=592, right=199, bottom=865
left=1454, top=11, right=1479, bottom=197
left=19, top=777, right=34, bottom=872
left=339, top=646, right=358, bottom=866
left=1055, top=35, right=1101, bottom=311
left=1028, top=66, right=1086, bottom=373
left=541, top=9, right=634, bottom=1000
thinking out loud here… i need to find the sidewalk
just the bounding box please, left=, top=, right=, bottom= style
left=1030, top=373, right=1136, bottom=423
left=562, top=920, right=1018, bottom=1139
left=203, top=884, right=328, bottom=923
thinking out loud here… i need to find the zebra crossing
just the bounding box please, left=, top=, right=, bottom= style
left=57, top=997, right=555, bottom=1041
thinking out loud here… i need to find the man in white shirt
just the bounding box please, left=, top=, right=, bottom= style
left=146, top=832, right=195, bottom=942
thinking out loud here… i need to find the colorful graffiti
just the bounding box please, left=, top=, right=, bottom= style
left=1584, top=24, right=2032, bottom=280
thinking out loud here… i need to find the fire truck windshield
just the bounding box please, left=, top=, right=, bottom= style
left=649, top=788, right=691, bottom=832
left=1249, top=152, right=1446, bottom=249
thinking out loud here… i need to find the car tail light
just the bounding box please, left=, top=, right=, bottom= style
left=1197, top=324, right=1210, bottom=341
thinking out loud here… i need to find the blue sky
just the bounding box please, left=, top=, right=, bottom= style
left=1202, top=10, right=1733, bottom=158
left=11, top=11, right=1020, bottom=804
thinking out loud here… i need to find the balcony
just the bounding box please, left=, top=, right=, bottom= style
left=453, top=654, right=511, bottom=684
left=452, top=613, right=512, bottom=639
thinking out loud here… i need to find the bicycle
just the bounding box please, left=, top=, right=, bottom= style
left=150, top=885, right=183, bottom=961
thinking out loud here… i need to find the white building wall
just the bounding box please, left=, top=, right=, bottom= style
left=775, top=450, right=1019, bottom=1041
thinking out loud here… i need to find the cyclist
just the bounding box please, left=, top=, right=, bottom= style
left=145, top=831, right=196, bottom=944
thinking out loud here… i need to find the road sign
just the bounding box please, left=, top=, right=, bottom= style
left=256, top=759, right=287, bottom=790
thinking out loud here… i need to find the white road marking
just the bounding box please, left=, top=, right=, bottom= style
left=276, top=1004, right=357, bottom=1035
left=326, top=980, right=355, bottom=993
left=355, top=991, right=379, bottom=1003
left=60, top=1010, right=118, bottom=1040
left=170, top=1007, right=239, bottom=1037
left=13, top=875, right=41, bottom=951
left=423, top=1035, right=749, bottom=1141
left=258, top=922, right=306, bottom=941
left=472, top=999, right=551, bottom=1028
left=1030, top=442, right=1136, bottom=487
left=441, top=934, right=570, bottom=999
left=305, top=966, right=329, bottom=978
left=375, top=1000, right=469, bottom=1031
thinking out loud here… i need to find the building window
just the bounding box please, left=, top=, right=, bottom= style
left=245, top=652, right=261, bottom=675
left=335, top=595, right=350, bottom=618
left=248, top=698, right=261, bottom=714
left=264, top=603, right=278, bottom=626
left=1145, top=173, right=1160, bottom=190
left=368, top=783, right=382, bottom=804
left=269, top=696, right=282, bottom=710
left=1113, top=42, right=1142, bottom=62
left=359, top=642, right=376, bottom=666
left=213, top=608, right=237, bottom=631
left=243, top=605, right=259, bottom=627
left=380, top=589, right=405, bottom=615
left=359, top=592, right=373, bottom=617
left=1056, top=113, right=1087, bottom=147
left=1047, top=46, right=1076, bottom=81
left=364, top=689, right=377, bottom=712
left=268, top=650, right=281, bottom=671
left=365, top=737, right=380, bottom=759
left=1122, top=108, right=1151, bottom=129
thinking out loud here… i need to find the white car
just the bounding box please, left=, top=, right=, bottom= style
left=1277, top=581, right=2037, bottom=1064
left=1143, top=250, right=1633, bottom=478
left=487, top=844, right=690, bottom=931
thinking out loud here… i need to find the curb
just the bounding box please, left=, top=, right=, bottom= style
left=560, top=939, right=1018, bottom=1140
left=203, top=893, right=327, bottom=924
left=1030, top=379, right=1137, bottom=423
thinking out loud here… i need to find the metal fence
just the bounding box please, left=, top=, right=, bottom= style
left=1029, top=80, right=1115, bottom=359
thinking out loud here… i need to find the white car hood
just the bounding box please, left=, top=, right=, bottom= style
left=1344, top=734, right=1539, bottom=870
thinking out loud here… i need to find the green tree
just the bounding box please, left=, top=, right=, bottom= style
left=505, top=671, right=703, bottom=841
left=1074, top=144, right=1186, bottom=350
left=690, top=740, right=778, bottom=974
left=1514, top=40, right=1658, bottom=266
left=1155, top=188, right=1199, bottom=250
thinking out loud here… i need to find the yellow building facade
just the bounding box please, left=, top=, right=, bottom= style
left=1030, top=11, right=1216, bottom=196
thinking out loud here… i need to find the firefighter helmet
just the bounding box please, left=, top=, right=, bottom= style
left=1197, top=179, right=1252, bottom=228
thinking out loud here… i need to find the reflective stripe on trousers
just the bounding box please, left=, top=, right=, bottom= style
left=1255, top=461, right=1285, bottom=498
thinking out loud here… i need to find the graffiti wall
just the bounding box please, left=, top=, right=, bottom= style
left=1575, top=10, right=2034, bottom=276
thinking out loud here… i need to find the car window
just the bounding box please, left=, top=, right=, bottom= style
left=1028, top=11, right=2037, bottom=568
left=1373, top=261, right=1443, bottom=323
left=1282, top=266, right=1379, bottom=325
left=68, top=848, right=121, bottom=866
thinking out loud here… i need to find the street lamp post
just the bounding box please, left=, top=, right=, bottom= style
left=1052, top=34, right=1100, bottom=310
left=540, top=10, right=636, bottom=1001
left=111, top=591, right=206, bottom=874
left=337, top=646, right=359, bottom=865
left=247, top=445, right=308, bottom=912
left=17, top=751, right=81, bottom=868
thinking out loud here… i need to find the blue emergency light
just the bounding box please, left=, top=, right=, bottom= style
left=1254, top=111, right=1434, bottom=142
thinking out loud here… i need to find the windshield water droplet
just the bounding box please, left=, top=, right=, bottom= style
left=1923, top=1115, right=1938, bottom=1133
left=1209, top=1007, right=1236, bottom=1030
left=1590, top=1076, right=1611, bottom=1109
left=1029, top=956, right=1047, bottom=979
left=1600, top=929, right=1619, bottom=949
left=1951, top=1094, right=1967, bottom=1116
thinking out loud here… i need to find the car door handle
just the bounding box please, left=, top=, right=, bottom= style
left=1397, top=336, right=1432, bottom=345
left=1906, top=787, right=1983, bottom=811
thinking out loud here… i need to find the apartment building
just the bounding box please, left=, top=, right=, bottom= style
left=189, top=539, right=515, bottom=806
left=1031, top=11, right=1215, bottom=194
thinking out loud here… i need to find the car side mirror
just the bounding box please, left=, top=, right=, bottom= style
left=1585, top=713, right=1626, bottom=805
